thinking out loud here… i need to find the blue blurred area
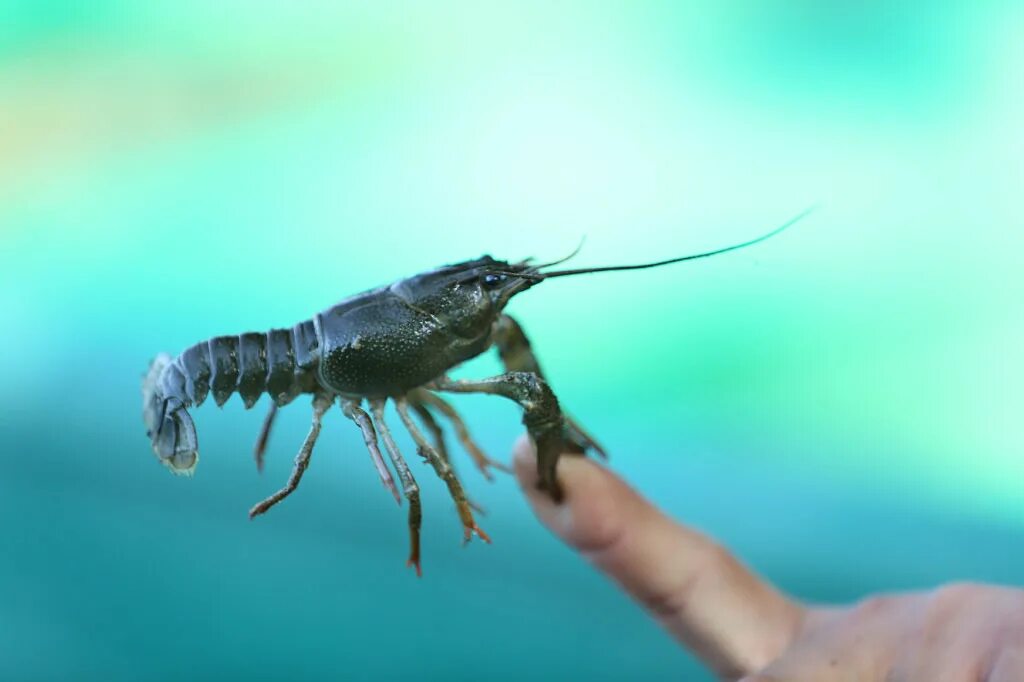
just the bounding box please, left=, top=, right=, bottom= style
left=1, top=2, right=1022, bottom=680
left=3, top=396, right=1024, bottom=681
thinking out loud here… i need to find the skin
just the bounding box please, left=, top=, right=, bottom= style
left=513, top=436, right=1024, bottom=682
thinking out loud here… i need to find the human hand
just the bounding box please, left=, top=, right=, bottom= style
left=513, top=437, right=1024, bottom=681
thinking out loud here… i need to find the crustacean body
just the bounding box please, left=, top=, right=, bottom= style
left=143, top=211, right=808, bottom=574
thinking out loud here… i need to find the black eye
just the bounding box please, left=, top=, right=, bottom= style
left=482, top=273, right=506, bottom=288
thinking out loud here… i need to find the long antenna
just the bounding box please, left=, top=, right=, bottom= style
left=540, top=206, right=815, bottom=279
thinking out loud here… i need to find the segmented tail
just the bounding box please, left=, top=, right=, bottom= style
left=142, top=321, right=321, bottom=475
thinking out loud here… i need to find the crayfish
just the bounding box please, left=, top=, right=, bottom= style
left=142, top=211, right=808, bottom=574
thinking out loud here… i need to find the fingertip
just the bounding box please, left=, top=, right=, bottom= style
left=512, top=435, right=559, bottom=521
left=512, top=434, right=537, bottom=484
left=509, top=435, right=804, bottom=678
left=511, top=434, right=629, bottom=554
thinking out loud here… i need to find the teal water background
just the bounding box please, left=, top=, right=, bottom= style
left=2, top=2, right=1022, bottom=680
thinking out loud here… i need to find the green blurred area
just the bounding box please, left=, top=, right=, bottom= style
left=1, top=2, right=1022, bottom=680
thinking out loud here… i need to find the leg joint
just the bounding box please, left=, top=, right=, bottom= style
left=502, top=371, right=553, bottom=405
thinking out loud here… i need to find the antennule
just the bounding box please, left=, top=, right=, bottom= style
left=528, top=235, right=587, bottom=273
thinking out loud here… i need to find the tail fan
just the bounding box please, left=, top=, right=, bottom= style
left=142, top=353, right=199, bottom=475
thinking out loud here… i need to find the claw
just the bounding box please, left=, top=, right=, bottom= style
left=565, top=415, right=608, bottom=459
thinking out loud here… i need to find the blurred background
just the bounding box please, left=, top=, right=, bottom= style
left=1, top=1, right=1022, bottom=680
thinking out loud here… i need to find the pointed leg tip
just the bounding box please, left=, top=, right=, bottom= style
left=464, top=525, right=492, bottom=544
left=407, top=558, right=423, bottom=577
left=469, top=448, right=514, bottom=481
left=493, top=460, right=514, bottom=475
left=378, top=477, right=401, bottom=503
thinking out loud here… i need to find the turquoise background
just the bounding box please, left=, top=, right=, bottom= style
left=1, top=2, right=1022, bottom=680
